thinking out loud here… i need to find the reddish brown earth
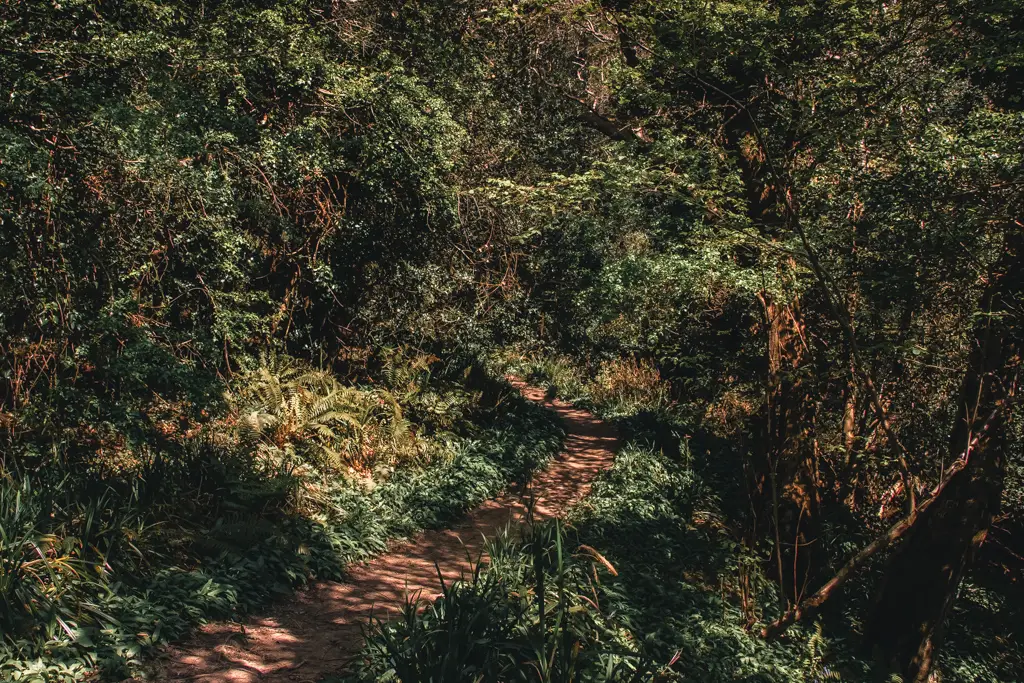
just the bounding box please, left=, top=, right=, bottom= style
left=144, top=380, right=617, bottom=682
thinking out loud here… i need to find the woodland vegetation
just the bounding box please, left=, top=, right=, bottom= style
left=2, top=0, right=1023, bottom=681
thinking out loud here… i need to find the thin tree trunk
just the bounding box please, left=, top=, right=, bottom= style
left=751, top=291, right=822, bottom=605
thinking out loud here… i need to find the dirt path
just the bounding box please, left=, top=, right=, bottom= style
left=150, top=380, right=617, bottom=682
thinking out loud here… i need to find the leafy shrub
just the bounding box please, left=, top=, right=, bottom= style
left=513, top=353, right=591, bottom=403
left=379, top=347, right=484, bottom=435
left=569, top=443, right=870, bottom=683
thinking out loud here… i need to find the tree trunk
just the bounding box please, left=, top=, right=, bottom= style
left=864, top=230, right=1022, bottom=682
left=750, top=291, right=822, bottom=606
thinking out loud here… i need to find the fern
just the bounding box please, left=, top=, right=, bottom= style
left=230, top=354, right=420, bottom=473
left=804, top=622, right=842, bottom=682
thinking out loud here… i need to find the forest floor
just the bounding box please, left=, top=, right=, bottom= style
left=141, top=380, right=618, bottom=683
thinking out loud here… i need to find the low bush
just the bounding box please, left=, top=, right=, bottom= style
left=500, top=351, right=672, bottom=418
left=568, top=445, right=857, bottom=682
left=508, top=353, right=591, bottom=404
left=231, top=354, right=421, bottom=474
left=588, top=359, right=670, bottom=418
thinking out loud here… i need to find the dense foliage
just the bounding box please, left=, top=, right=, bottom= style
left=2, top=0, right=1023, bottom=681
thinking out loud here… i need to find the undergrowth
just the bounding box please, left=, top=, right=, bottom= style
left=0, top=354, right=562, bottom=682
left=338, top=351, right=850, bottom=681
left=337, top=440, right=864, bottom=682
left=567, top=445, right=866, bottom=682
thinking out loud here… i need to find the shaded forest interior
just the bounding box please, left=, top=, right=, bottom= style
left=1, top=0, right=1023, bottom=681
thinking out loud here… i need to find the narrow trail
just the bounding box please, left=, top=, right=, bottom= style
left=150, top=380, right=618, bottom=683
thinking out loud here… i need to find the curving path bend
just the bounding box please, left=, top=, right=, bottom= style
left=149, top=379, right=618, bottom=682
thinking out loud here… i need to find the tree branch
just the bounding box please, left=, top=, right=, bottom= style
left=761, top=403, right=1004, bottom=640
left=565, top=94, right=649, bottom=142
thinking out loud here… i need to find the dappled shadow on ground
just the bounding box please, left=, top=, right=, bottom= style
left=147, top=381, right=618, bottom=682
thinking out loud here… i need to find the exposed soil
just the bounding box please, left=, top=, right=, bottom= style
left=146, top=380, right=618, bottom=682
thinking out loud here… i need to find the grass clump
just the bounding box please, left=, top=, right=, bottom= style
left=501, top=351, right=672, bottom=419
left=587, top=359, right=670, bottom=418
left=341, top=521, right=656, bottom=683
